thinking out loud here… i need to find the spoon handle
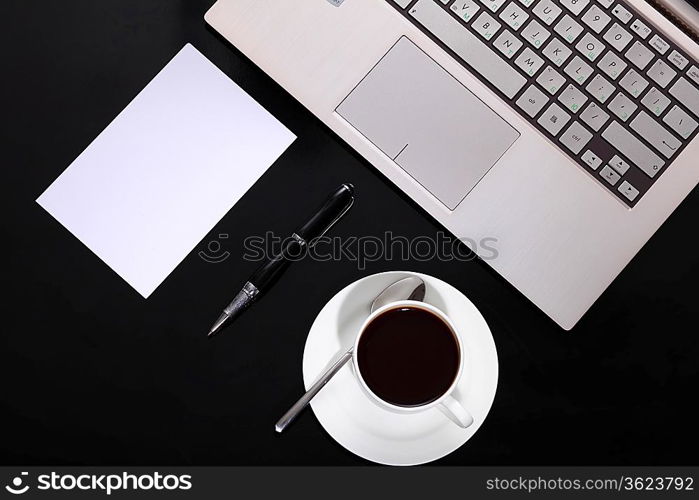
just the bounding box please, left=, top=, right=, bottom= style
left=275, top=349, right=353, bottom=433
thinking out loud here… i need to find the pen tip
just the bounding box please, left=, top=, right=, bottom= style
left=207, top=312, right=230, bottom=338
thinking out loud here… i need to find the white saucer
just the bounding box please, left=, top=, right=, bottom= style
left=302, top=271, right=499, bottom=466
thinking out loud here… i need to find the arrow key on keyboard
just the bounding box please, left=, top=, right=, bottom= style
left=609, top=154, right=630, bottom=174
left=618, top=180, right=640, bottom=202
left=600, top=164, right=621, bottom=185
left=582, top=149, right=603, bottom=169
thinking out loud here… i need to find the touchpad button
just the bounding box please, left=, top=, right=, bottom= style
left=336, top=37, right=519, bottom=210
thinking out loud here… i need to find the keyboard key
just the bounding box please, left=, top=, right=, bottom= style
left=565, top=55, right=594, bottom=84
left=479, top=0, right=507, bottom=12
left=515, top=47, right=545, bottom=76
left=646, top=59, right=676, bottom=88
left=516, top=85, right=550, bottom=117
left=618, top=180, right=640, bottom=202
left=586, top=74, right=615, bottom=103
left=576, top=32, right=605, bottom=61
left=521, top=19, right=550, bottom=48
left=603, top=22, right=632, bottom=52
left=625, top=41, right=654, bottom=70
left=688, top=66, right=699, bottom=86
left=559, top=121, right=593, bottom=153
left=543, top=38, right=573, bottom=66
left=649, top=34, right=670, bottom=55
left=538, top=102, right=571, bottom=135
left=499, top=2, right=528, bottom=30
left=602, top=121, right=665, bottom=177
left=668, top=50, right=689, bottom=71
left=580, top=101, right=610, bottom=130
left=599, top=164, right=621, bottom=185
left=619, top=69, right=649, bottom=98
left=532, top=0, right=562, bottom=25
left=554, top=15, right=584, bottom=43
left=451, top=0, right=481, bottom=22
left=582, top=149, right=603, bottom=169
left=582, top=5, right=611, bottom=33
left=395, top=0, right=689, bottom=206
left=558, top=83, right=588, bottom=112
left=611, top=3, right=632, bottom=23
left=473, top=11, right=502, bottom=40
left=630, top=111, right=681, bottom=158
left=409, top=0, right=527, bottom=98
left=669, top=78, right=699, bottom=117
left=597, top=50, right=627, bottom=79
left=630, top=18, right=652, bottom=39
left=663, top=105, right=698, bottom=139
left=560, top=0, right=590, bottom=16
left=641, top=87, right=671, bottom=116
left=608, top=92, right=637, bottom=121
left=609, top=154, right=630, bottom=174
left=494, top=29, right=524, bottom=58
left=537, top=65, right=567, bottom=94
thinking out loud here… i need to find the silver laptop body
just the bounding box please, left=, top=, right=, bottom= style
left=206, top=0, right=699, bottom=329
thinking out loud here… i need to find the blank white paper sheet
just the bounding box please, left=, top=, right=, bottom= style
left=37, top=44, right=296, bottom=297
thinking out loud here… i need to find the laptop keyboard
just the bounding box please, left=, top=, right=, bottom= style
left=386, top=0, right=699, bottom=207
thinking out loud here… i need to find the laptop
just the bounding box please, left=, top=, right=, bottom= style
left=205, top=0, right=699, bottom=330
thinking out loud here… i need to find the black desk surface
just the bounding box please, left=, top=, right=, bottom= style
left=3, top=0, right=698, bottom=465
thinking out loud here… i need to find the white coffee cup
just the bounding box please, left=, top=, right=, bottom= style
left=352, top=300, right=474, bottom=428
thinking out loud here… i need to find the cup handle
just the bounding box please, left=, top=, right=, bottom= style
left=437, top=395, right=474, bottom=429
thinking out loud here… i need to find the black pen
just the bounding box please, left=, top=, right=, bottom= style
left=207, top=183, right=355, bottom=337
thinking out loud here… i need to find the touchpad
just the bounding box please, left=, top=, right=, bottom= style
left=336, top=37, right=519, bottom=209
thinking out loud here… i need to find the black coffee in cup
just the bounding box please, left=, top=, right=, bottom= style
left=357, top=306, right=460, bottom=407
